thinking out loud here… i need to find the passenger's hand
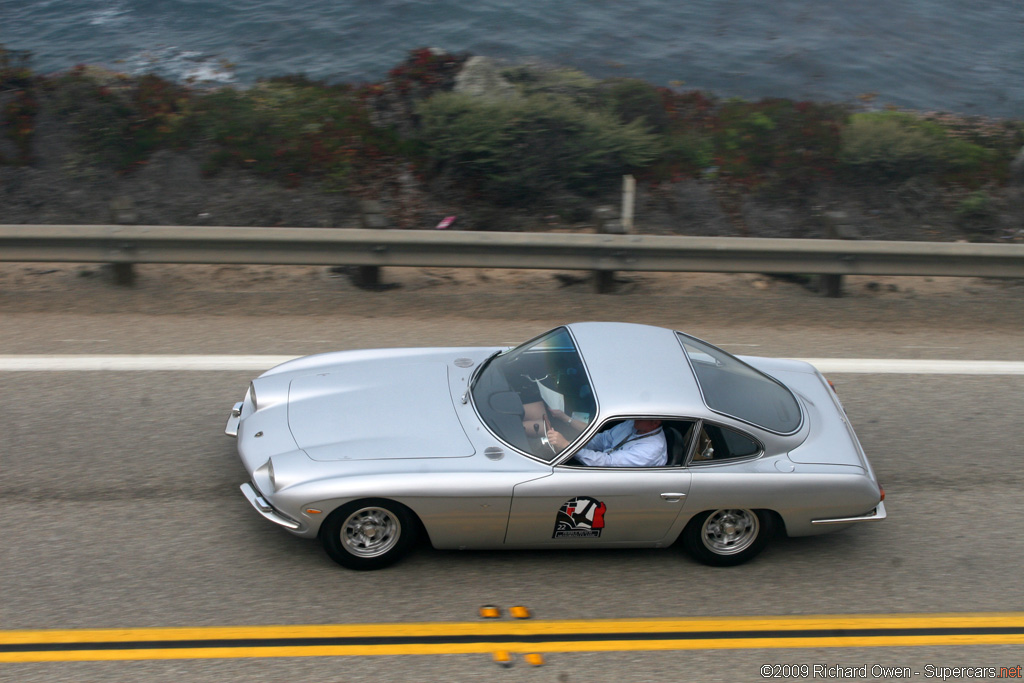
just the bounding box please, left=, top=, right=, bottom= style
left=547, top=429, right=569, bottom=451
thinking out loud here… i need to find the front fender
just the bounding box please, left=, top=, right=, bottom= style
left=277, top=471, right=534, bottom=546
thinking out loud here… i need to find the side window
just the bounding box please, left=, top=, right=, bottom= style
left=690, top=423, right=761, bottom=464
left=560, top=418, right=696, bottom=468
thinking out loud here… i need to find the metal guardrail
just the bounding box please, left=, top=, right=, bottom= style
left=1, top=224, right=1023, bottom=290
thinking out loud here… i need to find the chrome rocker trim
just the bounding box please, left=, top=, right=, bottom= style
left=811, top=500, right=887, bottom=525
left=240, top=482, right=300, bottom=530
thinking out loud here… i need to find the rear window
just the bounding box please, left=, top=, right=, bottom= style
left=676, top=333, right=801, bottom=434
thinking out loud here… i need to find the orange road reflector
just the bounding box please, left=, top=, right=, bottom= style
left=509, top=606, right=531, bottom=619
left=479, top=605, right=501, bottom=619
left=493, top=650, right=513, bottom=667
left=524, top=653, right=545, bottom=666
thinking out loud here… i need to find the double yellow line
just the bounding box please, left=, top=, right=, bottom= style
left=4, top=613, right=1024, bottom=662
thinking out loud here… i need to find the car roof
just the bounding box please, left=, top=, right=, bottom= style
left=566, top=322, right=705, bottom=420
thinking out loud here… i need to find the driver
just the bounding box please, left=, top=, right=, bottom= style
left=547, top=418, right=667, bottom=467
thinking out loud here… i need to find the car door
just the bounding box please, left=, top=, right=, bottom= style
left=505, top=467, right=691, bottom=546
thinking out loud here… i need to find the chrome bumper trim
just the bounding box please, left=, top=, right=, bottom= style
left=240, top=482, right=300, bottom=530
left=811, top=500, right=887, bottom=525
left=225, top=402, right=243, bottom=437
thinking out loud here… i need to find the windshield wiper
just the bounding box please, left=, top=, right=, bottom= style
left=469, top=349, right=504, bottom=393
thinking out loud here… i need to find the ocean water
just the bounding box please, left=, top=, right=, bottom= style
left=3, top=0, right=1023, bottom=117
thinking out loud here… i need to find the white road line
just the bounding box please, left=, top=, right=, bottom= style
left=801, top=359, right=1024, bottom=375
left=0, top=355, right=1023, bottom=374
left=0, top=356, right=298, bottom=371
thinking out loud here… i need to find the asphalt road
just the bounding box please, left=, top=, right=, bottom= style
left=2, top=265, right=1023, bottom=681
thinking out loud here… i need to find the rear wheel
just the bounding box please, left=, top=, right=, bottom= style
left=321, top=499, right=416, bottom=570
left=682, top=508, right=773, bottom=566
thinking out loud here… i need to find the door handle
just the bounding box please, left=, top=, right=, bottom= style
left=660, top=492, right=686, bottom=502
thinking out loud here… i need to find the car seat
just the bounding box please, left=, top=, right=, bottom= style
left=664, top=425, right=686, bottom=466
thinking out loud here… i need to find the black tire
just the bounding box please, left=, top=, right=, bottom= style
left=320, top=499, right=417, bottom=570
left=682, top=508, right=773, bottom=567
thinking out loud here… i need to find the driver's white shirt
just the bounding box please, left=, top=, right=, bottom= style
left=573, top=420, right=667, bottom=467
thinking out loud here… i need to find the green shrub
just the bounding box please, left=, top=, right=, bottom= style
left=709, top=98, right=847, bottom=189
left=955, top=190, right=994, bottom=218
left=646, top=131, right=715, bottom=181
left=48, top=69, right=399, bottom=184
left=416, top=92, right=658, bottom=204
left=839, top=111, right=991, bottom=180
left=189, top=77, right=400, bottom=184
left=52, top=67, right=139, bottom=167
left=954, top=189, right=1000, bottom=237
left=30, top=48, right=1021, bottom=197
left=601, top=78, right=670, bottom=132
left=502, top=66, right=601, bottom=107
left=129, top=74, right=193, bottom=155
left=51, top=67, right=190, bottom=169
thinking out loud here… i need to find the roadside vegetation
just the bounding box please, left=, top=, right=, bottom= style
left=0, top=45, right=36, bottom=164
left=2, top=45, right=1022, bottom=217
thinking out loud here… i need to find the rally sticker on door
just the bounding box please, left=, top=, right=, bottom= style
left=553, top=496, right=606, bottom=538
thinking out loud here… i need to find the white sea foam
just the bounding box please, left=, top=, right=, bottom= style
left=121, top=46, right=237, bottom=84
left=87, top=3, right=130, bottom=26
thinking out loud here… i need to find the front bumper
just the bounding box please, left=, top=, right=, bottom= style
left=811, top=500, right=887, bottom=525
left=225, top=402, right=243, bottom=437
left=240, top=482, right=301, bottom=530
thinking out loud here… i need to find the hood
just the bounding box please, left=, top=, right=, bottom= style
left=286, top=361, right=475, bottom=461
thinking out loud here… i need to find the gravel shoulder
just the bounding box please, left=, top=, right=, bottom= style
left=2, top=262, right=1022, bottom=357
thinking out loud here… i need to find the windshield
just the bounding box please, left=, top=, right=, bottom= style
left=471, top=327, right=596, bottom=461
left=677, top=333, right=802, bottom=434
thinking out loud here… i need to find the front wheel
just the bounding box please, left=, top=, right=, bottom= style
left=320, top=499, right=417, bottom=570
left=682, top=509, right=773, bottom=567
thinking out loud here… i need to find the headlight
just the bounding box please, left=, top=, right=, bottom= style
left=249, top=381, right=258, bottom=411
left=254, top=458, right=275, bottom=492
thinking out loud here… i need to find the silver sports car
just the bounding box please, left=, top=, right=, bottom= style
left=226, top=322, right=885, bottom=570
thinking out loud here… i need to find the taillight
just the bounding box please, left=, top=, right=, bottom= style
left=827, top=379, right=838, bottom=394
left=879, top=487, right=885, bottom=502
